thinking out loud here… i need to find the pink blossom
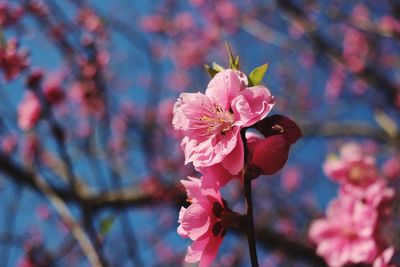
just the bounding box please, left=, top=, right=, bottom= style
left=373, top=247, right=395, bottom=267
left=18, top=91, right=42, bottom=131
left=281, top=166, right=301, bottom=193
left=173, top=69, right=275, bottom=177
left=342, top=27, right=369, bottom=73
left=140, top=15, right=165, bottom=32
left=325, top=66, right=345, bottom=102
left=309, top=195, right=379, bottom=267
left=178, top=177, right=225, bottom=267
left=382, top=156, right=400, bottom=180
left=77, top=8, right=105, bottom=35
left=0, top=2, right=24, bottom=28
left=248, top=114, right=302, bottom=176
left=0, top=38, right=29, bottom=81
left=323, top=143, right=378, bottom=186
left=43, top=77, right=65, bottom=105
left=339, top=179, right=394, bottom=213
left=1, top=134, right=17, bottom=154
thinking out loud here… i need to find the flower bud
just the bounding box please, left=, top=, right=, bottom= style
left=249, top=134, right=289, bottom=175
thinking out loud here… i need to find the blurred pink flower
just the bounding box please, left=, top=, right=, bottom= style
left=281, top=166, right=301, bottom=193
left=43, top=77, right=65, bottom=105
left=379, top=16, right=400, bottom=36
left=77, top=8, right=105, bottom=35
left=0, top=2, right=24, bottom=28
left=0, top=38, right=29, bottom=81
left=1, top=134, right=17, bottom=154
left=325, top=66, right=345, bottom=102
left=178, top=177, right=225, bottom=267
left=323, top=143, right=378, bottom=187
left=173, top=69, right=275, bottom=176
left=18, top=91, right=42, bottom=131
left=343, top=27, right=369, bottom=73
left=140, top=15, right=164, bottom=32
left=373, top=247, right=395, bottom=267
left=309, top=195, right=379, bottom=267
left=382, top=156, right=400, bottom=180
left=339, top=179, right=394, bottom=211
left=17, top=257, right=34, bottom=267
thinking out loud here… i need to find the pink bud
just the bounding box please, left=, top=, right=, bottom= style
left=254, top=114, right=302, bottom=144
left=250, top=134, right=289, bottom=175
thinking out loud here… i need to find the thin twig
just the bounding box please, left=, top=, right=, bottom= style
left=31, top=172, right=104, bottom=267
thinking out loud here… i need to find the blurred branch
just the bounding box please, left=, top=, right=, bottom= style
left=274, top=0, right=400, bottom=108
left=31, top=171, right=105, bottom=267
left=300, top=121, right=399, bottom=144
left=256, top=227, right=327, bottom=267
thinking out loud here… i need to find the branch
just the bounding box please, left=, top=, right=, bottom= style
left=31, top=171, right=105, bottom=267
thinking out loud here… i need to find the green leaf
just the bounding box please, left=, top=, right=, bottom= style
left=224, top=42, right=239, bottom=70
left=204, top=64, right=219, bottom=78
left=248, top=63, right=269, bottom=86
left=205, top=62, right=225, bottom=77
left=212, top=62, right=225, bottom=72
left=100, top=216, right=115, bottom=236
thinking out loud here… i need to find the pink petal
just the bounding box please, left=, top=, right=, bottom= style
left=181, top=202, right=211, bottom=240
left=221, top=132, right=244, bottom=175
left=309, top=219, right=340, bottom=243
left=205, top=69, right=244, bottom=110
left=231, top=85, right=275, bottom=127
left=199, top=235, right=223, bottom=267
left=177, top=207, right=188, bottom=237
left=181, top=177, right=209, bottom=205
left=198, top=163, right=237, bottom=190
left=349, top=238, right=377, bottom=263
left=185, top=237, right=209, bottom=263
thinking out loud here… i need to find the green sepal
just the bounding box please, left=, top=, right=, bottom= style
left=205, top=62, right=225, bottom=77
left=248, top=63, right=269, bottom=86
left=225, top=42, right=239, bottom=70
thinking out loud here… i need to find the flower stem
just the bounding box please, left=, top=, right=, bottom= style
left=244, top=174, right=259, bottom=267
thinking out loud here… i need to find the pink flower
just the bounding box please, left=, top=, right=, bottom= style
left=382, top=156, right=400, bottom=180
left=173, top=69, right=275, bottom=177
left=248, top=115, right=302, bottom=176
left=339, top=179, right=394, bottom=212
left=18, top=91, right=42, bottom=131
left=309, top=195, right=379, bottom=267
left=43, top=77, right=65, bottom=105
left=373, top=247, right=395, bottom=267
left=323, top=143, right=378, bottom=186
left=0, top=38, right=29, bottom=81
left=178, top=177, right=226, bottom=267
left=281, top=166, right=301, bottom=193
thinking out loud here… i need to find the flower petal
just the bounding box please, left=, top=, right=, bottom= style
left=185, top=237, right=209, bottom=263
left=205, top=69, right=245, bottom=110
left=199, top=235, right=223, bottom=267
left=181, top=202, right=211, bottom=240
left=231, top=85, right=275, bottom=127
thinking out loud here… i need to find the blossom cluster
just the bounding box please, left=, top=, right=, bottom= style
left=309, top=143, right=395, bottom=267
left=173, top=66, right=301, bottom=266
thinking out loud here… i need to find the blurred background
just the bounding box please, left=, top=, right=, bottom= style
left=0, top=0, right=399, bottom=266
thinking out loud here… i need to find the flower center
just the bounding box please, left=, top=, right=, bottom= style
left=349, top=166, right=364, bottom=182
left=199, top=105, right=234, bottom=136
